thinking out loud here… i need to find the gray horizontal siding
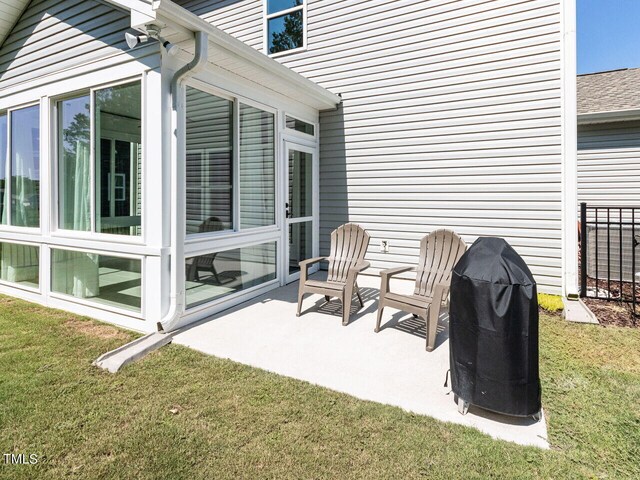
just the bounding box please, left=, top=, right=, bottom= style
left=0, top=0, right=142, bottom=90
left=185, top=0, right=564, bottom=293
left=577, top=121, right=640, bottom=207
left=176, top=0, right=263, bottom=50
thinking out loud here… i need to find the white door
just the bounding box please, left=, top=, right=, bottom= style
left=284, top=142, right=318, bottom=283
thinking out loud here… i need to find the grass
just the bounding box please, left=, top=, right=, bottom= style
left=0, top=296, right=639, bottom=479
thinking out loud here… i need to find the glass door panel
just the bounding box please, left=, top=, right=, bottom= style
left=285, top=144, right=315, bottom=282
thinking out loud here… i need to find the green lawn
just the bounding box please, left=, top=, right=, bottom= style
left=0, top=296, right=639, bottom=479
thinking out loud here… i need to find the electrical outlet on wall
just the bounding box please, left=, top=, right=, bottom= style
left=380, top=239, right=389, bottom=253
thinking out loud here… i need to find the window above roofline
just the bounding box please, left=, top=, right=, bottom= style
left=263, top=0, right=307, bottom=57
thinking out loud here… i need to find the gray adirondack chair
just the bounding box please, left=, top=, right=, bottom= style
left=296, top=223, right=370, bottom=326
left=375, top=229, right=466, bottom=351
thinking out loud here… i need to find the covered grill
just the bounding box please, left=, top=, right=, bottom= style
left=449, top=237, right=541, bottom=418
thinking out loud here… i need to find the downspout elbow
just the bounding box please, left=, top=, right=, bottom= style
left=171, top=30, right=208, bottom=108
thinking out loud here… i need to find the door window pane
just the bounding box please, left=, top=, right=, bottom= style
left=288, top=149, right=312, bottom=218
left=240, top=104, right=275, bottom=229
left=288, top=221, right=312, bottom=275
left=268, top=10, right=304, bottom=54
left=51, top=249, right=141, bottom=312
left=186, top=87, right=233, bottom=235
left=0, top=242, right=39, bottom=288
left=0, top=114, right=6, bottom=225
left=95, top=82, right=142, bottom=236
left=185, top=242, right=277, bottom=308
left=58, top=95, right=91, bottom=231
left=11, top=105, right=40, bottom=227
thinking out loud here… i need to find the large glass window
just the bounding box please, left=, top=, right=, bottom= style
left=0, top=114, right=6, bottom=224
left=266, top=0, right=304, bottom=55
left=95, top=82, right=142, bottom=236
left=1, top=105, right=40, bottom=227
left=185, top=87, right=233, bottom=235
left=55, top=81, right=142, bottom=236
left=239, top=104, right=275, bottom=229
left=185, top=242, right=276, bottom=308
left=58, top=95, right=91, bottom=231
left=51, top=249, right=141, bottom=312
left=0, top=242, right=39, bottom=288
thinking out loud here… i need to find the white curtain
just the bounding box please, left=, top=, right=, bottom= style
left=73, top=141, right=91, bottom=230
left=52, top=142, right=99, bottom=298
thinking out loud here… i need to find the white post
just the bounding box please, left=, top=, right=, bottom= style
left=561, top=0, right=579, bottom=298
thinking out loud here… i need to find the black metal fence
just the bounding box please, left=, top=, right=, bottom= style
left=579, top=203, right=639, bottom=318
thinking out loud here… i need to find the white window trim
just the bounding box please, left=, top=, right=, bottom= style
left=48, top=244, right=145, bottom=319
left=50, top=76, right=145, bottom=245
left=284, top=113, right=317, bottom=138
left=263, top=0, right=307, bottom=57
left=0, top=101, right=42, bottom=233
left=184, top=237, right=280, bottom=313
left=0, top=239, right=41, bottom=293
left=184, top=80, right=279, bottom=242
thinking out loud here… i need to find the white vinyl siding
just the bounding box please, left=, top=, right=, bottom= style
left=178, top=0, right=565, bottom=293
left=0, top=0, right=137, bottom=91
left=176, top=0, right=264, bottom=50
left=577, top=121, right=640, bottom=208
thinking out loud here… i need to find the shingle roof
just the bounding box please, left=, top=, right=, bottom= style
left=577, top=68, right=640, bottom=115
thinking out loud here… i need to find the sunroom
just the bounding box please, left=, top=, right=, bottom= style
left=0, top=0, right=340, bottom=332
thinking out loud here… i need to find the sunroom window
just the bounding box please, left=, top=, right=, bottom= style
left=56, top=81, right=142, bottom=236
left=95, top=82, right=142, bottom=236
left=0, top=106, right=40, bottom=228
left=185, top=87, right=276, bottom=234
left=239, top=104, right=275, bottom=228
left=185, top=87, right=234, bottom=235
left=266, top=0, right=305, bottom=55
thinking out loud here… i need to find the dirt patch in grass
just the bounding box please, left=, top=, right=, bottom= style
left=63, top=318, right=130, bottom=340
left=584, top=298, right=638, bottom=328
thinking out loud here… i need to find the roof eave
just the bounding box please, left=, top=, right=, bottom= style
left=578, top=108, right=640, bottom=125
left=149, top=0, right=340, bottom=110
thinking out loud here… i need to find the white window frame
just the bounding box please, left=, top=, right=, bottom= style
left=0, top=101, right=42, bottom=234
left=184, top=80, right=280, bottom=245
left=48, top=244, right=145, bottom=319
left=51, top=76, right=144, bottom=245
left=284, top=113, right=317, bottom=139
left=263, top=0, right=307, bottom=57
left=0, top=239, right=41, bottom=294
left=184, top=237, right=280, bottom=314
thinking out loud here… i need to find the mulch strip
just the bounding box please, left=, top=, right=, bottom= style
left=583, top=298, right=639, bottom=328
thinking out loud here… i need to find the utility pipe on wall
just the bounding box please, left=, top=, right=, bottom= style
left=158, top=30, right=208, bottom=332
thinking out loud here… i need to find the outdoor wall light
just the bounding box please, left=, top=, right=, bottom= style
left=125, top=32, right=148, bottom=49
left=125, top=26, right=178, bottom=56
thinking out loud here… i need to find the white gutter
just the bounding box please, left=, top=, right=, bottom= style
left=578, top=108, right=640, bottom=125
left=152, top=0, right=341, bottom=110
left=158, top=30, right=208, bottom=332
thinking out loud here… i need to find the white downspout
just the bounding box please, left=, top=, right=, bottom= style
left=158, top=30, right=208, bottom=332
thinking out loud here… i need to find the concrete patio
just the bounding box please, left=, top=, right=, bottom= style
left=173, top=272, right=549, bottom=448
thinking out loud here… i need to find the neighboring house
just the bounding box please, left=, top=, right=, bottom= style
left=577, top=68, right=640, bottom=284
left=0, top=0, right=578, bottom=332
left=577, top=68, right=640, bottom=207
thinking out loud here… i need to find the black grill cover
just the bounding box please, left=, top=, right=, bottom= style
left=449, top=237, right=541, bottom=417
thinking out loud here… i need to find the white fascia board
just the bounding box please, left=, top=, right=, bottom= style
left=578, top=109, right=640, bottom=125
left=103, top=0, right=157, bottom=28
left=151, top=0, right=341, bottom=110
